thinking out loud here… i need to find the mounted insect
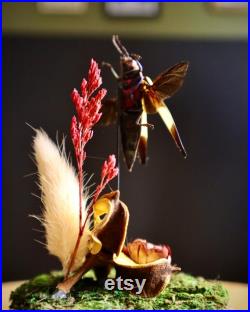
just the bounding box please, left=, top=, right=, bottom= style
left=102, top=35, right=189, bottom=172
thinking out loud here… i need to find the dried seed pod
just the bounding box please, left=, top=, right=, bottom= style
left=114, top=239, right=180, bottom=298
left=56, top=193, right=179, bottom=299
left=93, top=191, right=129, bottom=258
left=56, top=190, right=129, bottom=294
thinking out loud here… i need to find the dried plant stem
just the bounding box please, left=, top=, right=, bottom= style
left=64, top=224, right=86, bottom=279
left=64, top=187, right=95, bottom=279
left=78, top=167, right=83, bottom=232
left=65, top=165, right=96, bottom=279
left=64, top=173, right=113, bottom=279
left=65, top=140, right=85, bottom=279
left=58, top=255, right=97, bottom=293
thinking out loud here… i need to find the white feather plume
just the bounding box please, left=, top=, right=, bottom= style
left=33, top=129, right=90, bottom=273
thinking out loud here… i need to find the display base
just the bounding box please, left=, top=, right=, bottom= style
left=10, top=270, right=228, bottom=310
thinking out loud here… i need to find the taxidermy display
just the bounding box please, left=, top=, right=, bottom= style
left=30, top=59, right=177, bottom=299
left=10, top=36, right=229, bottom=310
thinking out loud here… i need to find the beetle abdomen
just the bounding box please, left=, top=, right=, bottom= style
left=120, top=110, right=142, bottom=172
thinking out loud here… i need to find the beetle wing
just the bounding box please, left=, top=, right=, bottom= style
left=157, top=102, right=187, bottom=158
left=100, top=97, right=118, bottom=126
left=152, top=62, right=189, bottom=100
left=138, top=109, right=148, bottom=165
left=141, top=79, right=187, bottom=158
left=120, top=110, right=142, bottom=172
left=142, top=77, right=187, bottom=158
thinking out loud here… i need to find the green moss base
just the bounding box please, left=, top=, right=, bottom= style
left=10, top=271, right=228, bottom=310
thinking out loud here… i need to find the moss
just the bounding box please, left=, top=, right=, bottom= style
left=10, top=270, right=229, bottom=310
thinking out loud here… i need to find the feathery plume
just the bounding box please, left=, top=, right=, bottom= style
left=33, top=130, right=90, bottom=273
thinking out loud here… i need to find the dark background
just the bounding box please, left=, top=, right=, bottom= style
left=3, top=36, right=247, bottom=282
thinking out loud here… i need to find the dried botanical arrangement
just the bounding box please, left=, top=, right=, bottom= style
left=31, top=58, right=177, bottom=299
left=10, top=36, right=229, bottom=310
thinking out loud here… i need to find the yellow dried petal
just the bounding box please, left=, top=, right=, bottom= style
left=88, top=233, right=102, bottom=255
left=93, top=198, right=111, bottom=225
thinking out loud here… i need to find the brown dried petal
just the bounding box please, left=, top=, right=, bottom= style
left=124, top=238, right=171, bottom=264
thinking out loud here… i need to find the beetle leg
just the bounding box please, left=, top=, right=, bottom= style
left=138, top=123, right=154, bottom=130
left=102, top=62, right=120, bottom=80
left=136, top=116, right=154, bottom=129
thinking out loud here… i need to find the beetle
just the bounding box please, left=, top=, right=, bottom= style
left=102, top=35, right=188, bottom=172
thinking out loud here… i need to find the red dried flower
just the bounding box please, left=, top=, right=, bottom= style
left=70, top=59, right=107, bottom=235
left=87, top=59, right=102, bottom=96
left=66, top=59, right=119, bottom=278
left=70, top=59, right=108, bottom=172
left=93, top=154, right=119, bottom=203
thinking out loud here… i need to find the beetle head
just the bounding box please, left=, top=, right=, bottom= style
left=112, top=35, right=142, bottom=75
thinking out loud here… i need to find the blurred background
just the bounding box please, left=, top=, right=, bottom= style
left=3, top=2, right=247, bottom=283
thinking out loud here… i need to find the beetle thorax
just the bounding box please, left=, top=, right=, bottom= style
left=120, top=57, right=143, bottom=90
left=121, top=57, right=141, bottom=74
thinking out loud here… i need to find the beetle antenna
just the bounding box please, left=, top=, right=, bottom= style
left=112, top=35, right=129, bottom=57
left=115, top=35, right=129, bottom=56
left=112, top=35, right=123, bottom=55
